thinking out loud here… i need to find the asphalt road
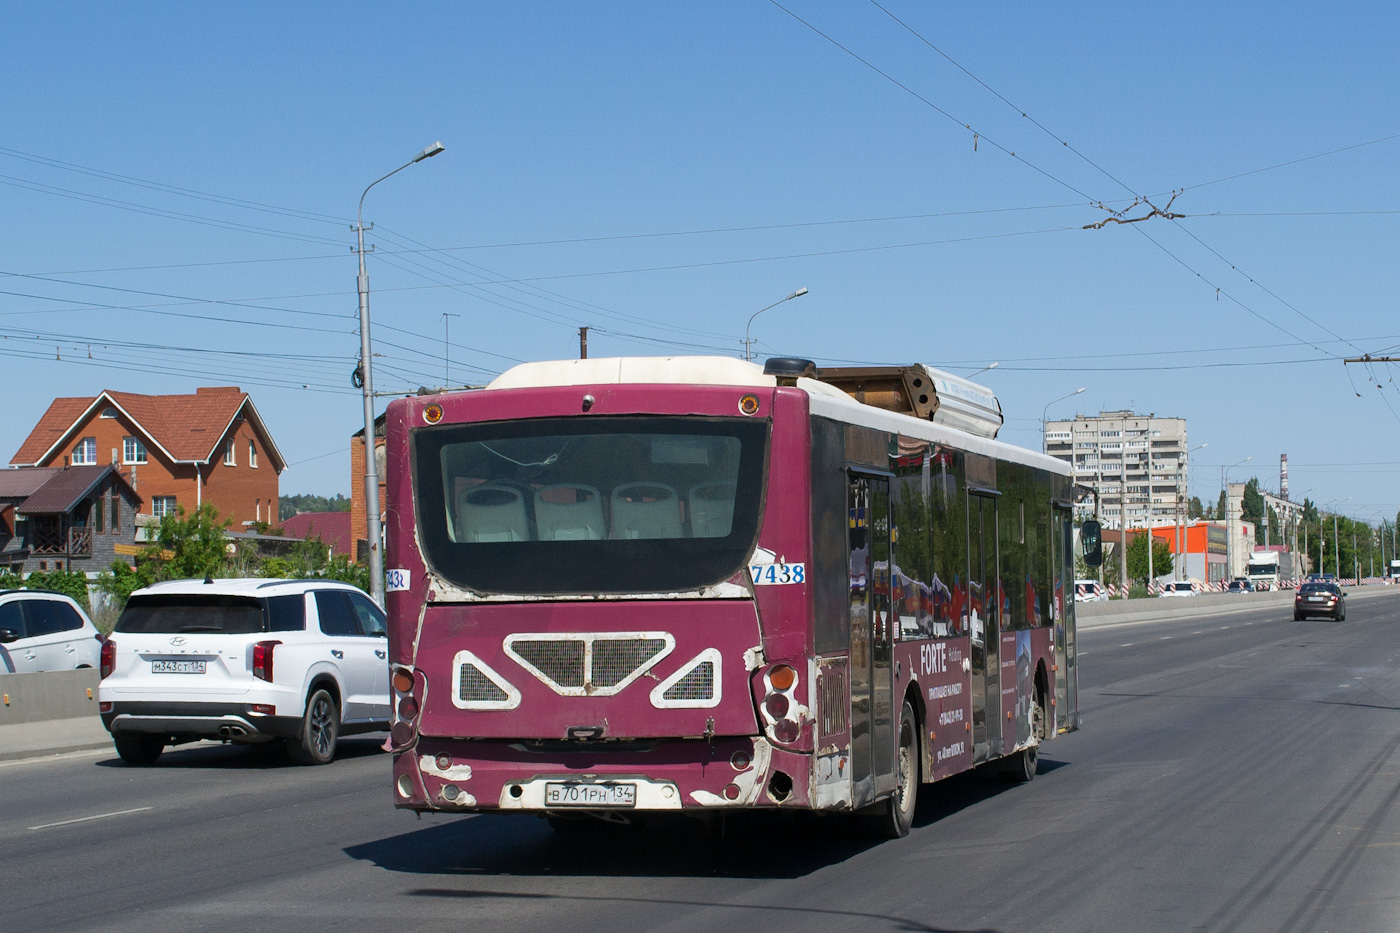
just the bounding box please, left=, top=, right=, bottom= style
left=7, top=592, right=1400, bottom=933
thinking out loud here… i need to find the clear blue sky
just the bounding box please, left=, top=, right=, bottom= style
left=4, top=2, right=1398, bottom=527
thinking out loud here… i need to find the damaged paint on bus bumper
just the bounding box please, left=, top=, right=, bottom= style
left=393, top=735, right=818, bottom=812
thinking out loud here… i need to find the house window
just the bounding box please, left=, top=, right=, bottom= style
left=95, top=496, right=105, bottom=532
left=256, top=499, right=262, bottom=522
left=123, top=437, right=147, bottom=464
left=110, top=493, right=120, bottom=533
left=249, top=440, right=258, bottom=468
left=100, top=407, right=118, bottom=419
left=224, top=439, right=236, bottom=466
left=72, top=437, right=97, bottom=465
left=153, top=496, right=177, bottom=519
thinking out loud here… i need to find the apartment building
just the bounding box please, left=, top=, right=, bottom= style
left=1044, top=410, right=1189, bottom=530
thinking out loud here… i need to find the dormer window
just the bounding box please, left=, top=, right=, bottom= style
left=100, top=407, right=118, bottom=419
left=224, top=438, right=236, bottom=466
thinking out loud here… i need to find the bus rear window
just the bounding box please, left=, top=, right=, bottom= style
left=412, top=416, right=769, bottom=595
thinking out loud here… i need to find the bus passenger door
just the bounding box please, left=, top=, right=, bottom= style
left=968, top=493, right=1001, bottom=762
left=847, top=473, right=895, bottom=804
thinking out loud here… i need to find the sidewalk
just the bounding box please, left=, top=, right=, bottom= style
left=0, top=715, right=112, bottom=763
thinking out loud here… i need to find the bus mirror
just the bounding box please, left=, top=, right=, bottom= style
left=1080, top=519, right=1103, bottom=567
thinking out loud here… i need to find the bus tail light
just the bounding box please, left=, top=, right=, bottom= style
left=252, top=641, right=281, bottom=682
left=100, top=639, right=116, bottom=679
left=760, top=662, right=803, bottom=748
left=391, top=665, right=421, bottom=751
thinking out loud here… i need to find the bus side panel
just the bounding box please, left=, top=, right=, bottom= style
left=750, top=388, right=814, bottom=668
left=384, top=398, right=430, bottom=665
left=898, top=636, right=972, bottom=780
left=809, top=416, right=854, bottom=809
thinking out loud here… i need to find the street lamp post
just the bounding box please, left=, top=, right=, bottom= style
left=355, top=141, right=445, bottom=606
left=744, top=288, right=808, bottom=362
left=1041, top=387, right=1085, bottom=455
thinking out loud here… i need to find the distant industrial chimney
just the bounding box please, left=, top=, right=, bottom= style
left=1280, top=454, right=1289, bottom=500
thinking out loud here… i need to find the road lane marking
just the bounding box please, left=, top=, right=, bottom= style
left=29, top=806, right=153, bottom=831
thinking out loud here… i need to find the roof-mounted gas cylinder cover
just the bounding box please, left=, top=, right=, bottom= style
left=762, top=357, right=818, bottom=386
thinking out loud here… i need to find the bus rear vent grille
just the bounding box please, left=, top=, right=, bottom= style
left=459, top=664, right=508, bottom=703
left=510, top=640, right=585, bottom=688
left=593, top=638, right=670, bottom=687
left=662, top=661, right=714, bottom=701
left=504, top=633, right=676, bottom=697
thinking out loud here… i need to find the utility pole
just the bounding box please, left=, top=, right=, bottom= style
left=579, top=326, right=589, bottom=360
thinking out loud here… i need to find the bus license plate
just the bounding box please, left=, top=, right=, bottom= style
left=152, top=659, right=207, bottom=674
left=545, top=782, right=636, bottom=808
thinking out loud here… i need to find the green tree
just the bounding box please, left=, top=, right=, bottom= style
left=1126, top=532, right=1173, bottom=584
left=1188, top=496, right=1205, bottom=519
left=279, top=493, right=352, bottom=521
left=0, top=568, right=92, bottom=610
left=1241, top=477, right=1264, bottom=539
left=154, top=503, right=234, bottom=579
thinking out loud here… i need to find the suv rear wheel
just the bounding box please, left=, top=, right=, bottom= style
left=287, top=688, right=339, bottom=766
left=114, top=733, right=165, bottom=766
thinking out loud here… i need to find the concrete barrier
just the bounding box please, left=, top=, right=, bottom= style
left=0, top=669, right=102, bottom=726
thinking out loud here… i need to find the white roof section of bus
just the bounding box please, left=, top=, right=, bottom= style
left=487, top=356, right=1069, bottom=478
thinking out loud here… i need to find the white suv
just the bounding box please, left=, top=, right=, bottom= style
left=98, top=578, right=389, bottom=766
left=0, top=589, right=103, bottom=674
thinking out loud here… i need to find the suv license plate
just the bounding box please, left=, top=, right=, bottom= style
left=545, top=782, right=636, bottom=808
left=152, top=659, right=207, bottom=674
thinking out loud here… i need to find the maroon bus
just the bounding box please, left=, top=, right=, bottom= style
left=382, top=356, right=1079, bottom=836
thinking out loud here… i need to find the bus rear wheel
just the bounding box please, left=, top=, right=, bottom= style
left=868, top=700, right=918, bottom=839
left=1006, top=697, right=1045, bottom=783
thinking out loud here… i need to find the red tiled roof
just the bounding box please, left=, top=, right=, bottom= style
left=280, top=511, right=353, bottom=556
left=11, top=399, right=91, bottom=465
left=10, top=387, right=283, bottom=471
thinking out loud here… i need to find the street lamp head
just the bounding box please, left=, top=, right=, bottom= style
left=414, top=141, right=446, bottom=163
left=790, top=287, right=809, bottom=299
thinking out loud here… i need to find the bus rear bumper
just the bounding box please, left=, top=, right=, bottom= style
left=394, top=735, right=815, bottom=813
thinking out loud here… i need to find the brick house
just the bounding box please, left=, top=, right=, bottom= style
left=349, top=415, right=386, bottom=563
left=0, top=465, right=142, bottom=573
left=10, top=387, right=285, bottom=531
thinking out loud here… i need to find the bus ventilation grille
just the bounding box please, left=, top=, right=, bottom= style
left=505, top=633, right=676, bottom=697
left=510, top=640, right=585, bottom=688
left=662, top=661, right=714, bottom=701
left=459, top=665, right=508, bottom=703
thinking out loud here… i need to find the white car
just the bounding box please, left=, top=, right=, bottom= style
left=1074, top=579, right=1107, bottom=602
left=0, top=589, right=103, bottom=674
left=1159, top=581, right=1197, bottom=597
left=98, top=578, right=390, bottom=766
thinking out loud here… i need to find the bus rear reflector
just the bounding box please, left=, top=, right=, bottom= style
left=392, top=668, right=414, bottom=694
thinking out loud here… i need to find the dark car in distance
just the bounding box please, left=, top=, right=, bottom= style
left=1295, top=582, right=1346, bottom=621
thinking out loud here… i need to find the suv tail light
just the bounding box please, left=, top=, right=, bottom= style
left=100, top=639, right=116, bottom=679
left=252, top=640, right=282, bottom=682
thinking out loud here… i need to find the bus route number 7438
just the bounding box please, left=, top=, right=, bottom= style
left=749, top=562, right=806, bottom=586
